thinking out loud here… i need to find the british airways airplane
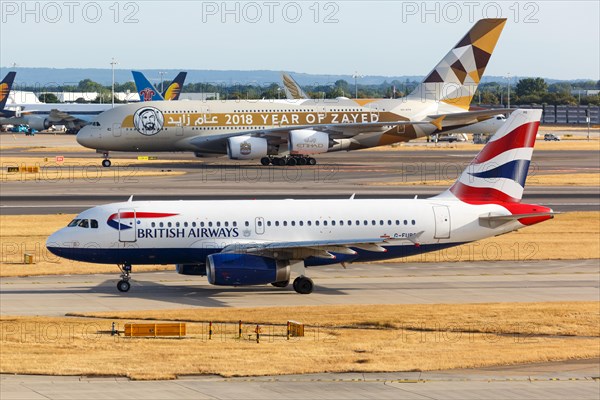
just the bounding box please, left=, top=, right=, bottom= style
left=47, top=109, right=552, bottom=294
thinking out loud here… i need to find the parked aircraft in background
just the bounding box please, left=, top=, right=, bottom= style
left=77, top=19, right=511, bottom=167
left=132, top=71, right=187, bottom=101
left=47, top=109, right=552, bottom=294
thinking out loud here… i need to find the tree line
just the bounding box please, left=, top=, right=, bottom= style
left=31, top=77, right=600, bottom=106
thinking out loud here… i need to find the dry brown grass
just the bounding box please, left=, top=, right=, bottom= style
left=366, top=173, right=600, bottom=187
left=1, top=212, right=598, bottom=277
left=0, top=157, right=185, bottom=181
left=71, top=302, right=600, bottom=338
left=2, top=302, right=598, bottom=380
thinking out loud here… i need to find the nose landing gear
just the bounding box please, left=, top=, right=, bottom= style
left=101, top=151, right=111, bottom=168
left=117, top=264, right=132, bottom=292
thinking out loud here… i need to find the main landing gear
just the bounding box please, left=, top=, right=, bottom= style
left=260, top=155, right=317, bottom=167
left=117, top=264, right=132, bottom=292
left=270, top=276, right=314, bottom=294
left=293, top=276, right=314, bottom=294
left=101, top=151, right=112, bottom=168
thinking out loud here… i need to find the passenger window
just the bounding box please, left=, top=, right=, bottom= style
left=208, top=222, right=213, bottom=227
left=245, top=221, right=249, bottom=227
left=275, top=221, right=280, bottom=227
left=404, top=220, right=408, bottom=225
left=184, top=222, right=188, bottom=228
left=216, top=222, right=221, bottom=227
left=176, top=222, right=180, bottom=227
left=323, top=221, right=328, bottom=226
left=307, top=221, right=312, bottom=226
left=412, top=220, right=416, bottom=225
left=159, top=222, right=164, bottom=227
left=168, top=222, right=172, bottom=228
left=192, top=222, right=196, bottom=227
left=91, top=220, right=98, bottom=229
left=299, top=221, right=304, bottom=226
left=151, top=222, right=156, bottom=228
left=315, top=221, right=320, bottom=226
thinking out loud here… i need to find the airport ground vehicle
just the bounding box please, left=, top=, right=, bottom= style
left=544, top=133, right=561, bottom=141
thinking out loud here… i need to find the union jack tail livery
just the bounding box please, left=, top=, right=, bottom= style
left=442, top=109, right=542, bottom=204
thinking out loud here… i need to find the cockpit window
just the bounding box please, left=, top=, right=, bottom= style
left=90, top=121, right=101, bottom=126
left=67, top=219, right=80, bottom=227
left=78, top=219, right=89, bottom=228
left=91, top=219, right=98, bottom=228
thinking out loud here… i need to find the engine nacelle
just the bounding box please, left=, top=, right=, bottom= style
left=26, top=116, right=51, bottom=131
left=227, top=136, right=268, bottom=160
left=206, top=253, right=290, bottom=286
left=176, top=264, right=207, bottom=276
left=288, top=130, right=329, bottom=155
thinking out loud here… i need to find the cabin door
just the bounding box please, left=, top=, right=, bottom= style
left=433, top=206, right=451, bottom=239
left=118, top=208, right=137, bottom=242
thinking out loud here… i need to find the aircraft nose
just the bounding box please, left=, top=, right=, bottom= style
left=76, top=125, right=99, bottom=149
left=46, top=228, right=76, bottom=258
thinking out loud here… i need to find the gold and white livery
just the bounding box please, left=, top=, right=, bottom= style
left=78, top=19, right=508, bottom=167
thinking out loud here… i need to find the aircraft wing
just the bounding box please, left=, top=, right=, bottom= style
left=427, top=108, right=515, bottom=128
left=189, top=119, right=436, bottom=149
left=220, top=233, right=424, bottom=260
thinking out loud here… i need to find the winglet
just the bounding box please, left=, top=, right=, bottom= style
left=127, top=195, right=134, bottom=202
left=350, top=193, right=356, bottom=200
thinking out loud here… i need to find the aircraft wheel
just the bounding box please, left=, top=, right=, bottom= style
left=296, top=157, right=307, bottom=166
left=260, top=157, right=271, bottom=166
left=307, top=157, right=317, bottom=166
left=274, top=157, right=286, bottom=166
left=293, top=276, right=314, bottom=294
left=117, top=280, right=131, bottom=292
left=286, top=157, right=297, bottom=166
left=271, top=280, right=289, bottom=288
left=102, top=159, right=112, bottom=168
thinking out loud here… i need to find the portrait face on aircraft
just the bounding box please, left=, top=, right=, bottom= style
left=133, top=107, right=164, bottom=135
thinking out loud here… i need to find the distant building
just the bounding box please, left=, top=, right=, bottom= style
left=7, top=90, right=43, bottom=104
left=571, top=89, right=600, bottom=96
left=178, top=93, right=220, bottom=101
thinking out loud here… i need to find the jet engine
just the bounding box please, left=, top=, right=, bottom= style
left=288, top=130, right=330, bottom=155
left=26, top=116, right=52, bottom=131
left=227, top=136, right=268, bottom=159
left=206, top=253, right=290, bottom=286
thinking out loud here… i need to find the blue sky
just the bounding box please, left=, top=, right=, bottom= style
left=1, top=1, right=598, bottom=80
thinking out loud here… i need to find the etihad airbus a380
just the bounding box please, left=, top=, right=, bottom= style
left=76, top=19, right=511, bottom=167
left=47, top=109, right=553, bottom=294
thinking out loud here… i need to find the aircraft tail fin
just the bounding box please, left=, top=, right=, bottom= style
left=437, top=108, right=542, bottom=204
left=132, top=71, right=165, bottom=102
left=282, top=72, right=309, bottom=100
left=162, top=72, right=187, bottom=100
left=0, top=71, right=17, bottom=111
left=408, top=19, right=506, bottom=110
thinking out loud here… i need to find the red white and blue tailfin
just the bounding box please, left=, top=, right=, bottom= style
left=438, top=109, right=542, bottom=204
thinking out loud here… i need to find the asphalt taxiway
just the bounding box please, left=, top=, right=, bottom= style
left=2, top=360, right=599, bottom=400
left=1, top=260, right=598, bottom=315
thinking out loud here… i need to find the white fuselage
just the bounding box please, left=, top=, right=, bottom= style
left=46, top=198, right=521, bottom=266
